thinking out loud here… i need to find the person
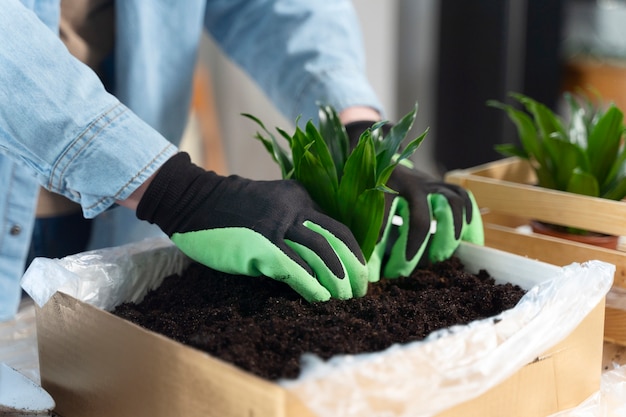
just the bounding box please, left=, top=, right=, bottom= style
left=0, top=0, right=483, bottom=321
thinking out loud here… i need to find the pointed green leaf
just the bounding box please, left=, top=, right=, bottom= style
left=394, top=128, right=427, bottom=166
left=587, top=105, right=624, bottom=183
left=602, top=147, right=626, bottom=192
left=337, top=133, right=377, bottom=223
left=305, top=120, right=339, bottom=192
left=543, top=137, right=587, bottom=191
left=512, top=93, right=567, bottom=142
left=487, top=100, right=546, bottom=165
left=296, top=147, right=339, bottom=216
left=350, top=189, right=385, bottom=260
left=567, top=169, right=600, bottom=197
left=317, top=105, right=349, bottom=179
left=376, top=129, right=428, bottom=187
left=602, top=175, right=626, bottom=200
left=242, top=113, right=294, bottom=178
left=376, top=103, right=417, bottom=171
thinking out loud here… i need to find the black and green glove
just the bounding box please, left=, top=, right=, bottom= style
left=383, top=164, right=484, bottom=277
left=345, top=121, right=484, bottom=281
left=136, top=152, right=368, bottom=302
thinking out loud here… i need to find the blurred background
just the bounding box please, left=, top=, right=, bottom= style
left=181, top=0, right=626, bottom=180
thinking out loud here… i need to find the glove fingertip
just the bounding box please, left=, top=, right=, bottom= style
left=301, top=288, right=331, bottom=303
left=350, top=271, right=368, bottom=297
left=428, top=244, right=458, bottom=263
left=288, top=274, right=332, bottom=302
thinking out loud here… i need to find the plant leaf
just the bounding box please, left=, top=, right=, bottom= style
left=587, top=105, right=624, bottom=184
left=242, top=113, right=294, bottom=179
left=602, top=146, right=626, bottom=193
left=305, top=120, right=339, bottom=193
left=567, top=168, right=600, bottom=197
left=487, top=100, right=545, bottom=165
left=512, top=93, right=567, bottom=142
left=295, top=148, right=339, bottom=216
left=543, top=137, right=587, bottom=191
left=376, top=103, right=417, bottom=174
left=350, top=189, right=385, bottom=260
left=377, top=129, right=428, bottom=187
left=338, top=131, right=377, bottom=222
left=602, top=175, right=626, bottom=200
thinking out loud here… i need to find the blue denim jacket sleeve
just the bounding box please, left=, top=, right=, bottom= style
left=0, top=1, right=177, bottom=321
left=203, top=0, right=383, bottom=123
left=0, top=0, right=177, bottom=219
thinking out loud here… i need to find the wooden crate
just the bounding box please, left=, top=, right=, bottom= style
left=446, top=157, right=626, bottom=345
left=33, top=241, right=607, bottom=417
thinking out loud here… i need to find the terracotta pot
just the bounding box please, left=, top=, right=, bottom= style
left=529, top=220, right=619, bottom=250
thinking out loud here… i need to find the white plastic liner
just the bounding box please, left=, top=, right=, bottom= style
left=22, top=238, right=190, bottom=312
left=21, top=239, right=614, bottom=417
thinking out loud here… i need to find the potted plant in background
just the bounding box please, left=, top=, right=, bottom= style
left=445, top=91, right=626, bottom=346
left=487, top=92, right=626, bottom=249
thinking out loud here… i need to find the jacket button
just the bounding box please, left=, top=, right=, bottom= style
left=9, top=224, right=22, bottom=236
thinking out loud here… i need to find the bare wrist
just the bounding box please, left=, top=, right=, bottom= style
left=339, top=106, right=382, bottom=125
left=117, top=172, right=157, bottom=211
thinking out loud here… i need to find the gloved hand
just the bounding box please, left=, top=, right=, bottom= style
left=383, top=164, right=484, bottom=276
left=136, top=152, right=368, bottom=302
left=345, top=121, right=484, bottom=281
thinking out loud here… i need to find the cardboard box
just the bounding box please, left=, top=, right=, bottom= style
left=446, top=156, right=626, bottom=346
left=31, top=240, right=611, bottom=417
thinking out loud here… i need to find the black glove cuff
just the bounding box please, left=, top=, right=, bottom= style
left=136, top=152, right=219, bottom=236
left=344, top=120, right=392, bottom=149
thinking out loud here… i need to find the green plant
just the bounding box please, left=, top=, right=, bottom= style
left=488, top=92, right=626, bottom=201
left=243, top=104, right=427, bottom=261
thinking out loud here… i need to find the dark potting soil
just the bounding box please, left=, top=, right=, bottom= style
left=113, top=257, right=526, bottom=381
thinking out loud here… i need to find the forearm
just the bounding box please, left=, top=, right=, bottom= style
left=0, top=0, right=177, bottom=218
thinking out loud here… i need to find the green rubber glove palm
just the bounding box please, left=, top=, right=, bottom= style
left=136, top=153, right=368, bottom=302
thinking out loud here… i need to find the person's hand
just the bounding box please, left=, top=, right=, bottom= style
left=382, top=164, right=484, bottom=277
left=345, top=121, right=484, bottom=281
left=136, top=152, right=368, bottom=302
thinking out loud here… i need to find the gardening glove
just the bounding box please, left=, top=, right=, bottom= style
left=345, top=121, right=484, bottom=281
left=383, top=164, right=484, bottom=275
left=136, top=152, right=368, bottom=302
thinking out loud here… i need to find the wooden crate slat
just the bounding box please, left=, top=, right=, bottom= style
left=483, top=223, right=626, bottom=289
left=447, top=159, right=626, bottom=237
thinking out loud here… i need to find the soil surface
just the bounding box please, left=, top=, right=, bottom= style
left=113, top=257, right=526, bottom=381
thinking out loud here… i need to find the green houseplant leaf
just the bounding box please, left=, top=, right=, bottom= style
left=489, top=92, right=626, bottom=199
left=244, top=104, right=426, bottom=260
left=241, top=113, right=294, bottom=179
left=489, top=91, right=626, bottom=236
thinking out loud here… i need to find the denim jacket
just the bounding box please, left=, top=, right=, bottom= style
left=0, top=0, right=381, bottom=320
